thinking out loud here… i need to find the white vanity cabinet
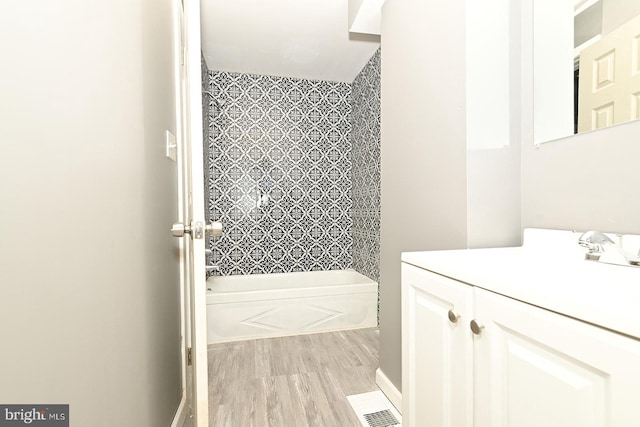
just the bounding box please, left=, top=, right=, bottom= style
left=401, top=263, right=474, bottom=427
left=402, top=262, right=640, bottom=427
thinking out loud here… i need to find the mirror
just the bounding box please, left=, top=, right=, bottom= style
left=534, top=0, right=640, bottom=144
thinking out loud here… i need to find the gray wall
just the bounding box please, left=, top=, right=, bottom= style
left=466, top=0, right=522, bottom=249
left=352, top=49, right=382, bottom=282
left=379, top=0, right=523, bottom=393
left=0, top=1, right=182, bottom=425
left=522, top=120, right=640, bottom=234
left=379, top=0, right=469, bottom=390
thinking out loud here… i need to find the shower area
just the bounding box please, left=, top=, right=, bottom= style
left=201, top=48, right=381, bottom=344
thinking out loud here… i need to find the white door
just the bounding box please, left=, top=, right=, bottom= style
left=473, top=287, right=640, bottom=427
left=578, top=13, right=640, bottom=132
left=172, top=0, right=209, bottom=425
left=401, top=264, right=474, bottom=427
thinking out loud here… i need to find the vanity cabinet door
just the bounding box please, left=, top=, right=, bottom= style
left=473, top=287, right=640, bottom=427
left=401, top=263, right=474, bottom=427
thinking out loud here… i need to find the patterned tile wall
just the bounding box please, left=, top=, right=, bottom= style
left=351, top=49, right=381, bottom=282
left=202, top=56, right=213, bottom=225
left=203, top=70, right=354, bottom=275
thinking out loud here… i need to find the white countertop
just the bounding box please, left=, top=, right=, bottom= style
left=402, top=229, right=640, bottom=340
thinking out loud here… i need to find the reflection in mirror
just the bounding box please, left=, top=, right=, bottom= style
left=534, top=0, right=640, bottom=145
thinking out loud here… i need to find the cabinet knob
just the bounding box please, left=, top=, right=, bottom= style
left=470, top=319, right=484, bottom=335
left=447, top=309, right=461, bottom=324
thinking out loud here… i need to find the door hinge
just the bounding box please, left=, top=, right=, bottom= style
left=187, top=347, right=192, bottom=366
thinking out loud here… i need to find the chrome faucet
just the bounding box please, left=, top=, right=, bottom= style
left=578, top=230, right=640, bottom=267
left=205, top=248, right=220, bottom=273
left=578, top=230, right=614, bottom=260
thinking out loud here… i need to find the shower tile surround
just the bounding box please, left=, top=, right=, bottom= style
left=351, top=49, right=381, bottom=282
left=203, top=49, right=380, bottom=279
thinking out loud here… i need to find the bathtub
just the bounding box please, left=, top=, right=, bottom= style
left=206, top=269, right=378, bottom=344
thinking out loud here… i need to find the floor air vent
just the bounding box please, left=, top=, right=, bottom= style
left=363, top=409, right=399, bottom=427
left=347, top=390, right=402, bottom=427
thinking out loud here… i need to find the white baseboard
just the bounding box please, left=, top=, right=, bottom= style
left=375, top=368, right=402, bottom=414
left=170, top=392, right=187, bottom=427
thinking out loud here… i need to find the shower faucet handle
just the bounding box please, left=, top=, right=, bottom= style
left=205, top=221, right=223, bottom=237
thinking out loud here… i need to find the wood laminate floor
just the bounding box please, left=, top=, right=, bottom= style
left=207, top=328, right=380, bottom=427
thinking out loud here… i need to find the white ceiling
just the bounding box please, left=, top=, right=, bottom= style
left=200, top=0, right=381, bottom=83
